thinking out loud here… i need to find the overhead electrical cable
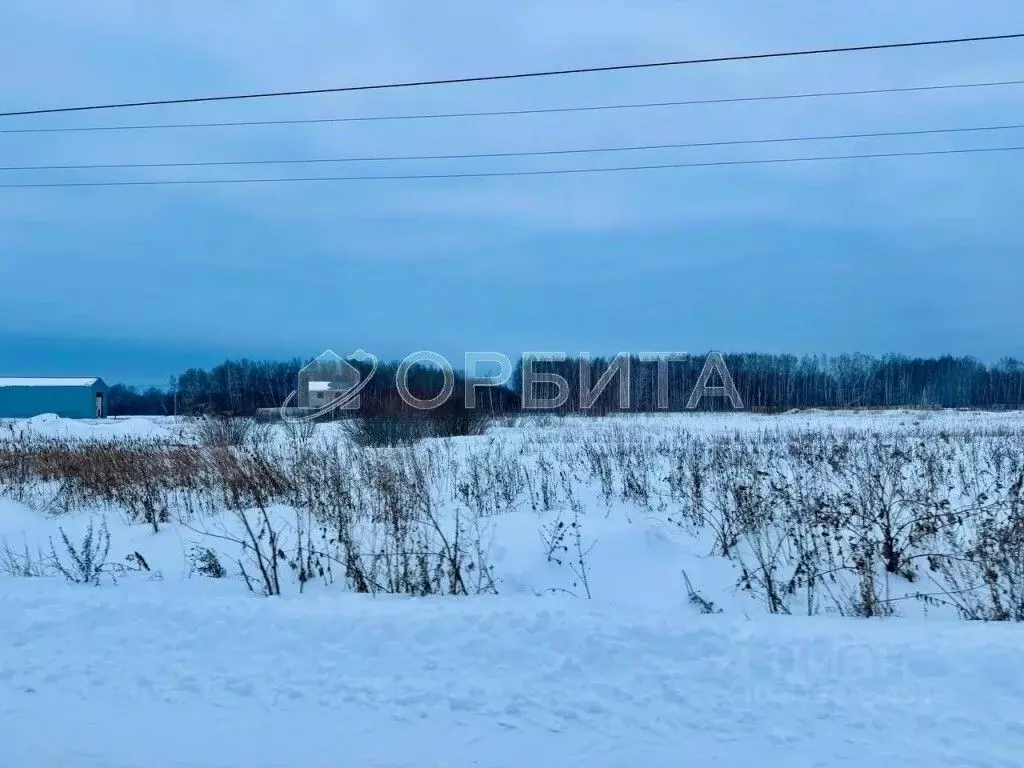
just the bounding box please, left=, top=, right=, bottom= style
left=1, top=122, right=1021, bottom=172
left=1, top=33, right=1021, bottom=117
left=1, top=79, right=1021, bottom=135
left=1, top=145, right=1021, bottom=188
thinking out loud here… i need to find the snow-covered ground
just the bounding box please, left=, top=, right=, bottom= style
left=2, top=410, right=1024, bottom=767
left=4, top=579, right=1024, bottom=768
left=8, top=406, right=1024, bottom=441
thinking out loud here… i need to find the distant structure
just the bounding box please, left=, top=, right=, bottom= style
left=0, top=377, right=107, bottom=419
left=297, top=351, right=360, bottom=410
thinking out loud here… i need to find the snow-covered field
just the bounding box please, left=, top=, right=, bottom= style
left=2, top=410, right=1024, bottom=767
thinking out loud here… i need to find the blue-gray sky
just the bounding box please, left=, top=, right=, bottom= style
left=1, top=1, right=1023, bottom=385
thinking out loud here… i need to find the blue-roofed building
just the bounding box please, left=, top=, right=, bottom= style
left=0, top=377, right=107, bottom=419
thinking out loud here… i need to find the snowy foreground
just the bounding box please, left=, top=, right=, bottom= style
left=2, top=410, right=1024, bottom=767
left=3, top=580, right=1023, bottom=768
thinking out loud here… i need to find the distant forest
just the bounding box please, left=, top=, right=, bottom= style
left=104, top=353, right=1024, bottom=417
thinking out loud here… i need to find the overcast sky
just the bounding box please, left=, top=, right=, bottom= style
left=1, top=1, right=1023, bottom=384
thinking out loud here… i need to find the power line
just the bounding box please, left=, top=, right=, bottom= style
left=1, top=145, right=1020, bottom=188
left=3, top=122, right=1022, bottom=172
left=2, top=78, right=1021, bottom=135
left=2, top=33, right=1022, bottom=118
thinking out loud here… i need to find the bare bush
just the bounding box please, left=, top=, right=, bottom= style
left=932, top=472, right=1024, bottom=620
left=282, top=415, right=319, bottom=445
left=50, top=518, right=112, bottom=585
left=342, top=413, right=432, bottom=447
left=681, top=568, right=722, bottom=614
left=342, top=403, right=491, bottom=447
left=188, top=546, right=227, bottom=579
left=657, top=425, right=1024, bottom=617
left=0, top=537, right=54, bottom=577
left=288, top=439, right=497, bottom=597
left=189, top=414, right=259, bottom=448
left=427, top=402, right=492, bottom=439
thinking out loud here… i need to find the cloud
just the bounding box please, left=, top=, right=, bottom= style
left=1, top=0, right=1023, bottom=368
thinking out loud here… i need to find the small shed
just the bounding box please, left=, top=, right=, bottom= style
left=0, top=377, right=107, bottom=419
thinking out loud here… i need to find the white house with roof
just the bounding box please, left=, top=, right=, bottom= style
left=297, top=351, right=360, bottom=410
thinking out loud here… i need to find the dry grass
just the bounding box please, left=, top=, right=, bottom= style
left=1, top=417, right=1022, bottom=616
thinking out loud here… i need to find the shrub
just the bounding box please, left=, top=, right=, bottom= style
left=50, top=518, right=112, bottom=585
left=0, top=537, right=54, bottom=577
left=343, top=397, right=491, bottom=447
left=189, top=546, right=227, bottom=579
left=342, top=413, right=432, bottom=447
left=190, top=414, right=257, bottom=448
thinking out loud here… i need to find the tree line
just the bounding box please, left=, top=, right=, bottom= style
left=105, top=352, right=1024, bottom=417
left=515, top=353, right=1024, bottom=413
